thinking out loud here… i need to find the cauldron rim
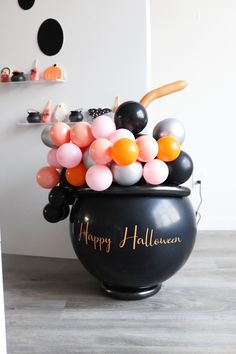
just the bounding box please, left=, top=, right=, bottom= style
left=74, top=184, right=190, bottom=197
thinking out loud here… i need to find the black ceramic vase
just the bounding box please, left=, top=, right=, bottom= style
left=70, top=185, right=197, bottom=300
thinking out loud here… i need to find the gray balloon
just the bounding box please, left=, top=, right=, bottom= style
left=111, top=162, right=143, bottom=186
left=83, top=148, right=96, bottom=169
left=41, top=126, right=57, bottom=148
left=153, top=118, right=185, bottom=145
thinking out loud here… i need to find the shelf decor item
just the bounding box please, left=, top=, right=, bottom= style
left=88, top=108, right=112, bottom=119
left=36, top=80, right=197, bottom=300
left=69, top=110, right=83, bottom=122
left=0, top=67, right=11, bottom=82
left=11, top=70, right=26, bottom=82
left=43, top=64, right=63, bottom=81
left=27, top=109, right=41, bottom=123
left=30, top=59, right=40, bottom=81
left=41, top=100, right=53, bottom=123
left=54, top=103, right=68, bottom=122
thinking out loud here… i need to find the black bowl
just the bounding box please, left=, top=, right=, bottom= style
left=70, top=185, right=197, bottom=300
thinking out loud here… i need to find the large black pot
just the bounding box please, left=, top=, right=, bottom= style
left=70, top=185, right=197, bottom=300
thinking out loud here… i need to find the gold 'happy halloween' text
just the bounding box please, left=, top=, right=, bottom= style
left=119, top=225, right=182, bottom=250
left=77, top=222, right=112, bottom=254
left=77, top=223, right=182, bottom=254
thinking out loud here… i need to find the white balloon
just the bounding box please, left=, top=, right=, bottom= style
left=41, top=126, right=57, bottom=148
left=111, top=162, right=143, bottom=186
left=83, top=148, right=96, bottom=169
left=153, top=118, right=185, bottom=145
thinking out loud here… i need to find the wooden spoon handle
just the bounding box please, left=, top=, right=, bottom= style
left=139, top=80, right=187, bottom=108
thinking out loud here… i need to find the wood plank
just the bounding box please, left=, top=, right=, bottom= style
left=3, top=231, right=236, bottom=354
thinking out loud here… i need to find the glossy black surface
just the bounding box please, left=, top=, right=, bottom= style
left=74, top=184, right=191, bottom=197
left=165, top=151, right=194, bottom=185
left=102, top=283, right=161, bottom=300
left=70, top=186, right=197, bottom=298
left=37, top=19, right=64, bottom=56
left=69, top=110, right=83, bottom=122
left=48, top=186, right=69, bottom=207
left=43, top=203, right=64, bottom=223
left=11, top=71, right=26, bottom=82
left=27, top=111, right=41, bottom=123
left=114, top=101, right=148, bottom=134
left=61, top=205, right=70, bottom=221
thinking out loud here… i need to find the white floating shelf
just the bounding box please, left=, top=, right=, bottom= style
left=17, top=121, right=76, bottom=126
left=0, top=79, right=66, bottom=86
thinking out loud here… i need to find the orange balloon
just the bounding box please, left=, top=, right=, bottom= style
left=111, top=138, right=139, bottom=166
left=157, top=135, right=181, bottom=162
left=36, top=166, right=60, bottom=189
left=70, top=122, right=95, bottom=148
left=50, top=122, right=71, bottom=147
left=66, top=163, right=86, bottom=187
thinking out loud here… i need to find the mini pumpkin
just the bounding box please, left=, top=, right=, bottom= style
left=43, top=64, right=63, bottom=80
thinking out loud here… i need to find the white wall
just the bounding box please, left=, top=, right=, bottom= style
left=150, top=0, right=236, bottom=230
left=0, top=236, right=7, bottom=354
left=0, top=0, right=150, bottom=258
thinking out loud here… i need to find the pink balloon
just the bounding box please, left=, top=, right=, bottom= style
left=143, top=159, right=169, bottom=185
left=50, top=122, right=71, bottom=147
left=36, top=166, right=60, bottom=189
left=136, top=135, right=159, bottom=162
left=47, top=149, right=62, bottom=168
left=86, top=165, right=113, bottom=191
left=91, top=115, right=116, bottom=139
left=89, top=138, right=112, bottom=164
left=57, top=143, right=82, bottom=168
left=109, top=128, right=135, bottom=143
left=70, top=122, right=95, bottom=148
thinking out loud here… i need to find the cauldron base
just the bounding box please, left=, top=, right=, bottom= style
left=101, top=283, right=162, bottom=300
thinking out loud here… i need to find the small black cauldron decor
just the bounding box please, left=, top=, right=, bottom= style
left=11, top=70, right=26, bottom=82
left=70, top=185, right=196, bottom=300
left=27, top=109, right=41, bottom=123
left=69, top=109, right=83, bottom=122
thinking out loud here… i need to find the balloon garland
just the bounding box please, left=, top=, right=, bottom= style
left=36, top=80, right=194, bottom=223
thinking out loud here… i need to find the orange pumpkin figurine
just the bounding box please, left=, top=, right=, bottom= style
left=43, top=64, right=63, bottom=81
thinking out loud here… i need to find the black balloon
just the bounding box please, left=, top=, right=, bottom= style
left=165, top=151, right=194, bottom=185
left=60, top=168, right=67, bottom=184
left=61, top=205, right=70, bottom=220
left=48, top=186, right=69, bottom=207
left=43, top=204, right=64, bottom=223
left=67, top=190, right=77, bottom=205
left=114, top=101, right=148, bottom=134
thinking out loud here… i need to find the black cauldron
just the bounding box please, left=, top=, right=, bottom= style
left=11, top=71, right=26, bottom=82
left=70, top=185, right=197, bottom=300
left=27, top=110, right=41, bottom=123
left=69, top=110, right=83, bottom=122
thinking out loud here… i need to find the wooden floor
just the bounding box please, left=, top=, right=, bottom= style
left=2, top=231, right=236, bottom=354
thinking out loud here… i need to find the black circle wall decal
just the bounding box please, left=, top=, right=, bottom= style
left=37, top=19, right=64, bottom=56
left=18, top=0, right=35, bottom=10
